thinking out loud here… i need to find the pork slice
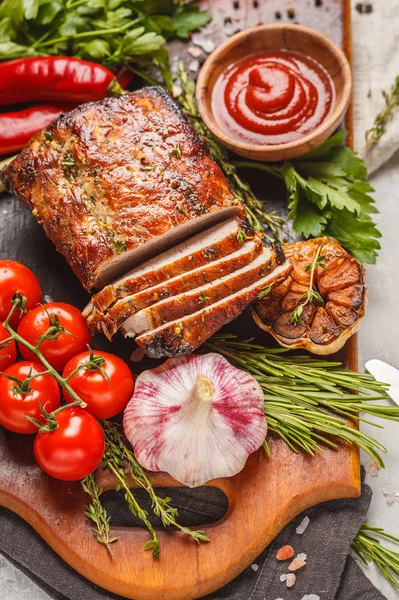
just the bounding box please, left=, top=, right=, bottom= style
left=93, top=236, right=263, bottom=338
left=1, top=87, right=242, bottom=290
left=134, top=261, right=292, bottom=358
left=121, top=246, right=277, bottom=337
left=86, top=216, right=252, bottom=321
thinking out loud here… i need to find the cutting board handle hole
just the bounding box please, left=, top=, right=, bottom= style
left=101, top=485, right=228, bottom=527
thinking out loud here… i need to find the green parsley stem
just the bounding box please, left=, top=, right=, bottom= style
left=35, top=20, right=140, bottom=49
left=232, top=160, right=285, bottom=180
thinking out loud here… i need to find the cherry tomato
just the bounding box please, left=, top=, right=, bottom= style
left=34, top=407, right=105, bottom=480
left=17, top=302, right=91, bottom=371
left=0, top=361, right=61, bottom=434
left=62, top=350, right=134, bottom=419
left=0, top=322, right=16, bottom=370
left=0, top=260, right=42, bottom=327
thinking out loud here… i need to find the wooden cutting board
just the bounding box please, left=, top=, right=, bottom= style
left=0, top=1, right=360, bottom=599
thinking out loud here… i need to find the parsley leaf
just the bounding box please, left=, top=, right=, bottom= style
left=289, top=133, right=381, bottom=263
left=233, top=130, right=381, bottom=263
left=171, top=5, right=211, bottom=39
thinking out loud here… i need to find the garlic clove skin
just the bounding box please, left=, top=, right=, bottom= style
left=123, top=353, right=267, bottom=487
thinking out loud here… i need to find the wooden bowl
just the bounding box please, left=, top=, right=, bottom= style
left=196, top=24, right=352, bottom=162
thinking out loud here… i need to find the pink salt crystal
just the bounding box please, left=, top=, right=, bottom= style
left=280, top=574, right=287, bottom=582
left=276, top=545, right=295, bottom=560
left=296, top=516, right=310, bottom=534
left=188, top=46, right=203, bottom=58
left=297, top=552, right=307, bottom=561
left=387, top=494, right=396, bottom=505
left=188, top=59, right=200, bottom=73
left=286, top=573, right=296, bottom=588
left=251, top=564, right=259, bottom=572
left=382, top=485, right=396, bottom=496
left=288, top=557, right=307, bottom=572
left=302, top=595, right=320, bottom=600
left=369, top=465, right=380, bottom=477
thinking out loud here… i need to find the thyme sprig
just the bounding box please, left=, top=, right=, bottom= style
left=81, top=474, right=117, bottom=558
left=175, top=63, right=284, bottom=240
left=289, top=243, right=325, bottom=324
left=101, top=421, right=162, bottom=558
left=366, top=76, right=399, bottom=148
left=206, top=335, right=397, bottom=466
left=352, top=523, right=399, bottom=589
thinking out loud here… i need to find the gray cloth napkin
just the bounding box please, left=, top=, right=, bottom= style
left=0, top=476, right=387, bottom=600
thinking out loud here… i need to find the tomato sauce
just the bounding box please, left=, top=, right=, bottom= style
left=212, top=50, right=334, bottom=145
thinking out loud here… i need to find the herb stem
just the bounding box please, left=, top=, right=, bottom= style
left=3, top=319, right=86, bottom=408
left=289, top=243, right=325, bottom=324
left=366, top=76, right=399, bottom=148
left=106, top=461, right=161, bottom=558
left=232, top=160, right=285, bottom=180
left=35, top=21, right=139, bottom=49
left=81, top=474, right=117, bottom=558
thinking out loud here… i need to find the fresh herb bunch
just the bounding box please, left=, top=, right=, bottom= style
left=353, top=523, right=399, bottom=589
left=206, top=335, right=397, bottom=466
left=366, top=76, right=399, bottom=148
left=83, top=420, right=209, bottom=558
left=0, top=0, right=210, bottom=85
left=175, top=62, right=285, bottom=240
left=233, top=130, right=382, bottom=264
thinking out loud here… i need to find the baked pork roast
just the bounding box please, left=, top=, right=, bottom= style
left=2, top=87, right=241, bottom=290
left=1, top=87, right=292, bottom=358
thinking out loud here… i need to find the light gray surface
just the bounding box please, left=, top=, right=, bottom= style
left=1, top=157, right=398, bottom=600
left=357, top=151, right=399, bottom=600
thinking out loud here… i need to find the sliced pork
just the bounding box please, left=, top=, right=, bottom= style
left=133, top=261, right=292, bottom=359
left=121, top=246, right=280, bottom=338
left=85, top=216, right=254, bottom=329
left=1, top=87, right=242, bottom=290
left=89, top=236, right=263, bottom=338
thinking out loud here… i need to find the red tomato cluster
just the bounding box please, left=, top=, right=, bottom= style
left=0, top=260, right=134, bottom=481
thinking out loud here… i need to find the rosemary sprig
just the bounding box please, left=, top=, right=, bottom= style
left=175, top=62, right=284, bottom=240
left=81, top=474, right=117, bottom=558
left=366, top=76, right=399, bottom=148
left=289, top=243, right=325, bottom=324
left=352, top=523, right=399, bottom=589
left=206, top=335, right=397, bottom=466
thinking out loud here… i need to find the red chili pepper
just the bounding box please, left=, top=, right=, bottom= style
left=0, top=57, right=122, bottom=107
left=115, top=65, right=133, bottom=90
left=0, top=103, right=76, bottom=155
